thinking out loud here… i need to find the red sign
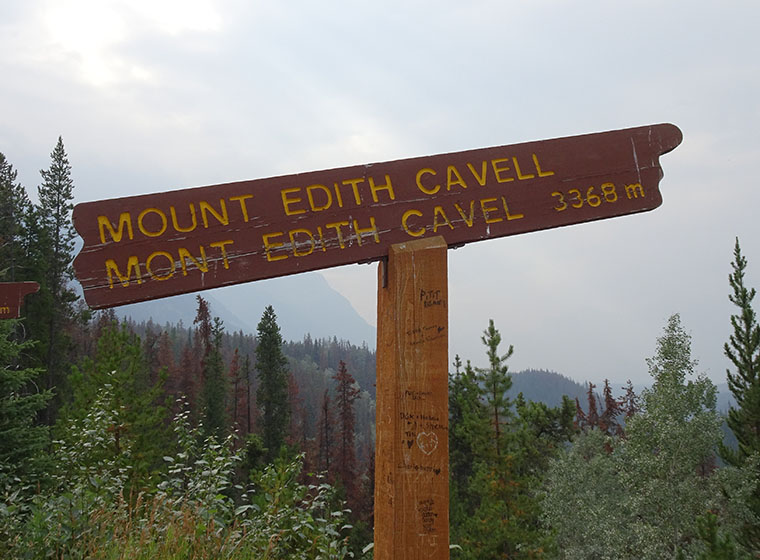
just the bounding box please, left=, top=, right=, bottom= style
left=0, top=282, right=40, bottom=319
left=73, top=123, right=682, bottom=308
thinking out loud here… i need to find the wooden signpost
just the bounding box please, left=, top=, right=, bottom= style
left=0, top=282, right=40, bottom=319
left=71, top=123, right=682, bottom=559
left=73, top=124, right=681, bottom=309
left=375, top=236, right=450, bottom=559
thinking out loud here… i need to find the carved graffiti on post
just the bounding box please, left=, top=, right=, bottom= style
left=72, top=124, right=682, bottom=309
left=375, top=237, right=449, bottom=559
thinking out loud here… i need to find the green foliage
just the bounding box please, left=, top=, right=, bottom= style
left=449, top=355, right=488, bottom=518
left=255, top=306, right=290, bottom=463
left=0, top=320, right=52, bottom=549
left=57, top=322, right=170, bottom=494
left=449, top=322, right=574, bottom=559
left=0, top=152, right=31, bottom=281
left=22, top=137, right=81, bottom=422
left=720, top=238, right=760, bottom=551
left=2, top=395, right=352, bottom=559
left=691, top=513, right=752, bottom=559
left=477, top=319, right=514, bottom=459
left=202, top=317, right=229, bottom=440
left=544, top=314, right=743, bottom=559
left=332, top=360, right=360, bottom=506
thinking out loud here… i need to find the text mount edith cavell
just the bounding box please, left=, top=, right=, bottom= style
left=72, top=123, right=682, bottom=309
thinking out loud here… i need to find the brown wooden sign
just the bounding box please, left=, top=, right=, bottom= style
left=0, top=282, right=40, bottom=319
left=73, top=123, right=682, bottom=308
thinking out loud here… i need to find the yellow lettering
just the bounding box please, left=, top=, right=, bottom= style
left=209, top=239, right=234, bottom=269
left=446, top=165, right=467, bottom=191
left=106, top=256, right=142, bottom=288
left=289, top=229, right=315, bottom=257
left=491, top=158, right=515, bottom=183
left=342, top=178, right=363, bottom=205
left=501, top=197, right=524, bottom=220
left=512, top=156, right=535, bottom=180
left=625, top=183, right=645, bottom=199
left=455, top=201, right=476, bottom=227
left=416, top=168, right=440, bottom=195
left=353, top=217, right=380, bottom=246
left=432, top=206, right=454, bottom=232
left=146, top=251, right=175, bottom=281
left=229, top=194, right=254, bottom=221
left=480, top=198, right=503, bottom=224
left=401, top=209, right=425, bottom=237
left=98, top=213, right=133, bottom=244
left=533, top=153, right=554, bottom=177
left=0, top=306, right=9, bottom=315
left=263, top=233, right=287, bottom=262
left=200, top=199, right=229, bottom=228
left=326, top=221, right=350, bottom=249
left=170, top=204, right=197, bottom=233
left=466, top=161, right=488, bottom=186
left=317, top=226, right=327, bottom=252
left=306, top=185, right=333, bottom=212
left=178, top=246, right=208, bottom=275
left=137, top=208, right=168, bottom=238
left=333, top=183, right=344, bottom=208
left=369, top=175, right=395, bottom=202
left=281, top=187, right=306, bottom=216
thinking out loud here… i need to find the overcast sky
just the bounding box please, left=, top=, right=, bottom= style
left=2, top=0, right=759, bottom=389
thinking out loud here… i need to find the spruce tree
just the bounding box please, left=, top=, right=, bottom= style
left=192, top=297, right=228, bottom=438
left=255, top=305, right=290, bottom=462
left=26, top=137, right=79, bottom=421
left=0, top=319, right=51, bottom=493
left=722, top=239, right=760, bottom=463
left=333, top=360, right=360, bottom=504
left=202, top=317, right=228, bottom=439
left=0, top=152, right=31, bottom=281
left=317, top=388, right=334, bottom=475
left=720, top=238, right=760, bottom=550
left=477, top=319, right=514, bottom=458
left=58, top=321, right=169, bottom=493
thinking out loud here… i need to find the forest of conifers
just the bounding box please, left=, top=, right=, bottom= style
left=2, top=139, right=759, bottom=559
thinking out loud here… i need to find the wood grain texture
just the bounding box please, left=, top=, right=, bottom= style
left=375, top=237, right=449, bottom=560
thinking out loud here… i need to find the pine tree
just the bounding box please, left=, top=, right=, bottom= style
left=201, top=317, right=228, bottom=439
left=286, top=373, right=305, bottom=448
left=243, top=354, right=252, bottom=434
left=476, top=319, right=514, bottom=458
left=58, top=320, right=170, bottom=493
left=25, top=137, right=79, bottom=422
left=576, top=379, right=624, bottom=436
left=332, top=360, right=360, bottom=505
left=255, top=305, right=290, bottom=462
left=449, top=354, right=488, bottom=517
left=720, top=238, right=760, bottom=551
left=452, top=322, right=567, bottom=558
left=229, top=348, right=246, bottom=432
left=0, top=152, right=31, bottom=281
left=621, top=379, right=639, bottom=418
left=317, top=388, right=335, bottom=476
left=0, top=319, right=51, bottom=493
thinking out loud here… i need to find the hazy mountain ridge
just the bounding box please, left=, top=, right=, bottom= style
left=509, top=370, right=736, bottom=414
left=114, top=271, right=376, bottom=346
left=509, top=369, right=586, bottom=408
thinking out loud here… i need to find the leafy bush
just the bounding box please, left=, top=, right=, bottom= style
left=2, top=394, right=352, bottom=559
